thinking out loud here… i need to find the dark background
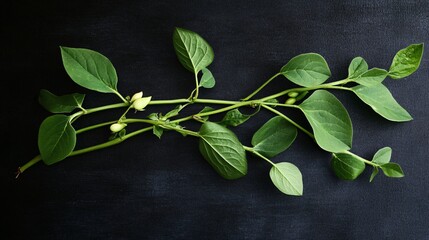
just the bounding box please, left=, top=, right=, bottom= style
left=2, top=0, right=428, bottom=239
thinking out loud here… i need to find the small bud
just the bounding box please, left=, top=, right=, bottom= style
left=130, top=91, right=143, bottom=102
left=110, top=123, right=127, bottom=133
left=285, top=98, right=296, bottom=105
left=288, top=91, right=299, bottom=98
left=133, top=96, right=152, bottom=111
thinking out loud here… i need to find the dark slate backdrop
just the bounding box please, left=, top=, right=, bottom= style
left=3, top=1, right=429, bottom=239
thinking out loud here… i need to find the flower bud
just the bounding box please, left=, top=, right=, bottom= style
left=285, top=98, right=296, bottom=105
left=130, top=91, right=143, bottom=102
left=288, top=91, right=299, bottom=98
left=133, top=96, right=152, bottom=111
left=110, top=123, right=127, bottom=133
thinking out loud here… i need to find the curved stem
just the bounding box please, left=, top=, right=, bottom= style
left=17, top=126, right=154, bottom=177
left=113, top=90, right=129, bottom=103
left=261, top=105, right=377, bottom=168
left=69, top=102, right=129, bottom=123
left=242, top=72, right=281, bottom=101
left=243, top=146, right=275, bottom=166
left=262, top=105, right=314, bottom=139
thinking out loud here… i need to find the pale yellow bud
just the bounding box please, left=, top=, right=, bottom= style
left=110, top=123, right=127, bottom=133
left=133, top=96, right=152, bottom=111
left=130, top=91, right=143, bottom=102
left=285, top=98, right=296, bottom=105
left=288, top=91, right=299, bottom=98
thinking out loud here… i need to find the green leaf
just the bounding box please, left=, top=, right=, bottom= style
left=331, top=153, right=365, bottom=180
left=60, top=47, right=119, bottom=93
left=163, top=105, right=184, bottom=120
left=388, top=43, right=424, bottom=79
left=372, top=147, right=392, bottom=165
left=173, top=28, right=214, bottom=73
left=199, top=122, right=247, bottom=179
left=39, top=89, right=85, bottom=113
left=269, top=162, right=303, bottom=196
left=352, top=84, right=412, bottom=122
left=199, top=68, right=215, bottom=88
left=218, top=109, right=250, bottom=127
left=352, top=68, right=388, bottom=86
left=299, top=90, right=353, bottom=152
left=147, top=113, right=159, bottom=120
left=38, top=115, right=76, bottom=165
left=153, top=126, right=163, bottom=139
left=251, top=116, right=297, bottom=158
left=369, top=167, right=379, bottom=182
left=348, top=57, right=368, bottom=78
left=280, top=53, right=331, bottom=87
left=380, top=163, right=405, bottom=178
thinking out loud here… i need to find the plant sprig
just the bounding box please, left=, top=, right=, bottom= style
left=17, top=28, right=424, bottom=196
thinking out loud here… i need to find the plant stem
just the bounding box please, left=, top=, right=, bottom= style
left=76, top=121, right=117, bottom=134
left=19, top=77, right=355, bottom=176
left=340, top=151, right=378, bottom=167
left=262, top=105, right=314, bottom=138
left=17, top=126, right=155, bottom=176
left=113, top=90, right=129, bottom=103
left=260, top=78, right=350, bottom=102
left=86, top=102, right=129, bottom=113
left=242, top=72, right=281, bottom=101
left=16, top=155, right=42, bottom=177
left=193, top=72, right=199, bottom=100
left=195, top=99, right=240, bottom=105
left=243, top=146, right=275, bottom=166
left=149, top=99, right=190, bottom=105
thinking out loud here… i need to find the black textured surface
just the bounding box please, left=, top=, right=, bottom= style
left=3, top=1, right=429, bottom=239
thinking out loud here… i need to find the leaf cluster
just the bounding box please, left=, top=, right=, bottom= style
left=22, top=28, right=423, bottom=196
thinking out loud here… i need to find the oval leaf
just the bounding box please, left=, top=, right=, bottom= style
left=173, top=28, right=214, bottom=73
left=388, top=43, right=424, bottom=79
left=353, top=68, right=388, bottom=86
left=280, top=53, right=331, bottom=87
left=60, top=47, right=119, bottom=93
left=218, top=109, right=250, bottom=127
left=199, top=68, right=216, bottom=88
left=269, top=162, right=303, bottom=196
left=372, top=147, right=392, bottom=165
left=251, top=116, right=297, bottom=158
left=199, top=122, right=247, bottom=179
left=299, top=90, right=353, bottom=152
left=348, top=57, right=368, bottom=79
left=39, top=89, right=85, bottom=113
left=38, top=115, right=76, bottom=165
left=331, top=153, right=365, bottom=180
left=352, top=84, right=412, bottom=122
left=380, top=163, right=404, bottom=178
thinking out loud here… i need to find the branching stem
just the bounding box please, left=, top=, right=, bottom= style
left=18, top=76, right=356, bottom=176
